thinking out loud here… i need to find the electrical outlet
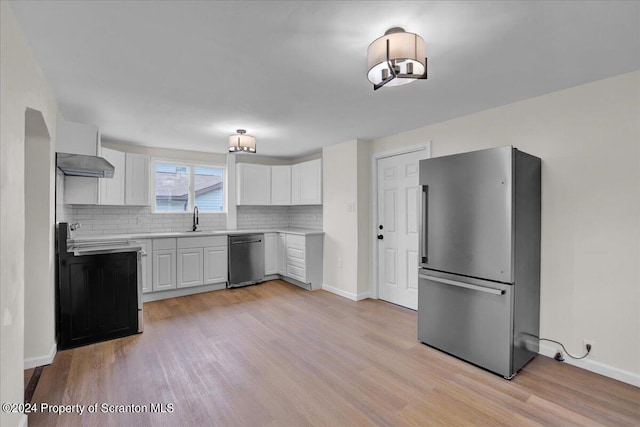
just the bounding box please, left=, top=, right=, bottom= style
left=583, top=339, right=595, bottom=355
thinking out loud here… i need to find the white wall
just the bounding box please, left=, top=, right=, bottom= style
left=356, top=140, right=371, bottom=297
left=322, top=139, right=371, bottom=300
left=323, top=140, right=359, bottom=297
left=1, top=2, right=59, bottom=426
left=102, top=140, right=228, bottom=164
left=24, top=109, right=56, bottom=370
left=373, top=71, right=640, bottom=380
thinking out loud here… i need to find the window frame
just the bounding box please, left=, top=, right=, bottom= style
left=151, top=158, right=227, bottom=214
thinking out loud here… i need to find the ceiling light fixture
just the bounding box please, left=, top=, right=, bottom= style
left=228, top=129, right=256, bottom=153
left=367, top=27, right=428, bottom=90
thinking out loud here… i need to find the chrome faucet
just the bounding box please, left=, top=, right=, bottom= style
left=192, top=206, right=199, bottom=231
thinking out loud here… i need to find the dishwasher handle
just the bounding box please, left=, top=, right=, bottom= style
left=419, top=274, right=505, bottom=295
left=231, top=239, right=262, bottom=245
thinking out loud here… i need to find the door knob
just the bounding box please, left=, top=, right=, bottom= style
left=377, top=235, right=384, bottom=240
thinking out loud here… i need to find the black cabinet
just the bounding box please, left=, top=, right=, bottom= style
left=57, top=252, right=138, bottom=349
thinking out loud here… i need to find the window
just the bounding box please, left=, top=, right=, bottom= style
left=153, top=161, right=225, bottom=212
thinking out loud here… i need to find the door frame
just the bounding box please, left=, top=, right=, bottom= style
left=370, top=142, right=431, bottom=300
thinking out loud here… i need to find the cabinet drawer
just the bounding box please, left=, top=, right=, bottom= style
left=287, top=245, right=305, bottom=261
left=286, top=257, right=304, bottom=269
left=177, top=235, right=226, bottom=249
left=287, top=263, right=306, bottom=281
left=153, top=238, right=176, bottom=251
left=286, top=234, right=305, bottom=246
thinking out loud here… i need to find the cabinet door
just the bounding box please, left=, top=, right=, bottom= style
left=237, top=163, right=271, bottom=205
left=56, top=119, right=99, bottom=155
left=153, top=250, right=176, bottom=291
left=58, top=119, right=100, bottom=205
left=204, top=246, right=228, bottom=284
left=99, top=147, right=126, bottom=205
left=271, top=165, right=291, bottom=205
left=264, top=233, right=278, bottom=275
left=277, top=234, right=287, bottom=275
left=300, top=159, right=322, bottom=204
left=125, top=153, right=149, bottom=206
left=291, top=159, right=322, bottom=205
left=177, top=248, right=204, bottom=288
left=137, top=239, right=153, bottom=293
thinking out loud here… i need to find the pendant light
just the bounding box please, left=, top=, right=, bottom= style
left=367, top=27, right=428, bottom=90
left=228, top=129, right=256, bottom=153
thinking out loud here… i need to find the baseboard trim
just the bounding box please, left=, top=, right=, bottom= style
left=321, top=284, right=370, bottom=301
left=539, top=343, right=640, bottom=387
left=143, top=282, right=226, bottom=302
left=24, top=340, right=56, bottom=369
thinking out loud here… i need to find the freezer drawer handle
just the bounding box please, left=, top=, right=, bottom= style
left=231, top=239, right=262, bottom=245
left=418, top=274, right=505, bottom=295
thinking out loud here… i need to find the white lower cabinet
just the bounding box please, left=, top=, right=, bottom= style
left=152, top=238, right=177, bottom=292
left=143, top=233, right=322, bottom=299
left=177, top=236, right=227, bottom=288
left=204, top=245, right=228, bottom=284
left=137, top=239, right=153, bottom=293
left=147, top=236, right=227, bottom=300
left=281, top=233, right=323, bottom=290
left=264, top=233, right=278, bottom=275
left=277, top=234, right=287, bottom=275
left=177, top=248, right=204, bottom=288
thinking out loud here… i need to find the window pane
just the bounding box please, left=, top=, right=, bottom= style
left=194, top=166, right=224, bottom=212
left=155, top=163, right=190, bottom=212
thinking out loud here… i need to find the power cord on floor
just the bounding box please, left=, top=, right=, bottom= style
left=539, top=338, right=592, bottom=361
left=521, top=333, right=592, bottom=362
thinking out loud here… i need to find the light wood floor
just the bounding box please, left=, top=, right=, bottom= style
left=28, top=280, right=639, bottom=426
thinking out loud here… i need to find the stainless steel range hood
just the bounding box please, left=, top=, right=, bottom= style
left=56, top=152, right=115, bottom=178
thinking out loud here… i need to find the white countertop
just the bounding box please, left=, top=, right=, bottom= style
left=69, top=227, right=324, bottom=242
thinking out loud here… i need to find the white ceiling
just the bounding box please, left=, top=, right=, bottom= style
left=9, top=1, right=640, bottom=159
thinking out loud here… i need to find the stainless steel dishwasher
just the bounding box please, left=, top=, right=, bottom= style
left=228, top=234, right=265, bottom=288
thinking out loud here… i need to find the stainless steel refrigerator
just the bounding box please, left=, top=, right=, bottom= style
left=417, top=146, right=541, bottom=379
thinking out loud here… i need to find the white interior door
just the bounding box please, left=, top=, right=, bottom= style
left=377, top=151, right=424, bottom=310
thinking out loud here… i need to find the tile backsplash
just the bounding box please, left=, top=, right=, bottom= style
left=236, top=205, right=323, bottom=230
left=69, top=206, right=227, bottom=236
left=289, top=205, right=323, bottom=230
left=66, top=204, right=323, bottom=236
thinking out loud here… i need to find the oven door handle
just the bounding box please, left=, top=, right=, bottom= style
left=418, top=274, right=505, bottom=295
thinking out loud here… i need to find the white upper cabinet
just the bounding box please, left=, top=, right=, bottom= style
left=125, top=153, right=150, bottom=206
left=291, top=159, right=322, bottom=205
left=271, top=165, right=291, bottom=205
left=237, top=163, right=272, bottom=205
left=58, top=119, right=101, bottom=205
left=99, top=147, right=125, bottom=205
left=56, top=119, right=99, bottom=155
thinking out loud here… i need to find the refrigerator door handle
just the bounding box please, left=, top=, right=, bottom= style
left=418, top=274, right=505, bottom=295
left=420, top=185, right=428, bottom=264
